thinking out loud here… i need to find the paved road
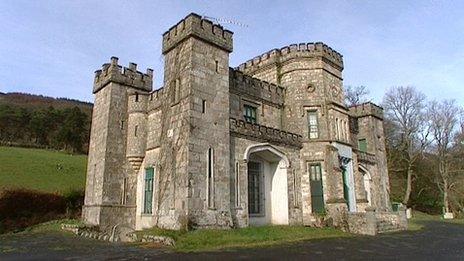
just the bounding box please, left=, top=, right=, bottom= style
left=1, top=221, right=463, bottom=260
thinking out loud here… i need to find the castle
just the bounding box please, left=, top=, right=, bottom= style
left=83, top=13, right=406, bottom=235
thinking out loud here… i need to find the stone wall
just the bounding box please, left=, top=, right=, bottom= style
left=84, top=13, right=397, bottom=234
left=83, top=57, right=153, bottom=230
left=347, top=208, right=408, bottom=235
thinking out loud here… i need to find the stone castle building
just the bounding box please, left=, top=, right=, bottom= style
left=83, top=13, right=406, bottom=235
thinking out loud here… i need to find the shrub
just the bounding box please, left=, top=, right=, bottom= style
left=0, top=188, right=84, bottom=233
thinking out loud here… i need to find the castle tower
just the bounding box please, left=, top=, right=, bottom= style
left=350, top=103, right=391, bottom=211
left=156, top=13, right=234, bottom=228
left=237, top=43, right=354, bottom=225
left=83, top=57, right=153, bottom=228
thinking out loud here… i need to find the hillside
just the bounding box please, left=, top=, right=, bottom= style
left=0, top=146, right=87, bottom=193
left=0, top=92, right=93, bottom=153
left=0, top=92, right=93, bottom=115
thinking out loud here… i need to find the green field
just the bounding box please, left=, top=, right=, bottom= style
left=0, top=146, right=87, bottom=194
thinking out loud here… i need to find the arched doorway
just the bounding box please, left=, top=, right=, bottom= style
left=244, top=143, right=289, bottom=226
left=359, top=165, right=372, bottom=206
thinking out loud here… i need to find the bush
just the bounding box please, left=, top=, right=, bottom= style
left=0, top=189, right=84, bottom=233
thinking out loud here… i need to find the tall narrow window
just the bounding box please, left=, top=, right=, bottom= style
left=308, top=110, right=319, bottom=139
left=134, top=125, right=138, bottom=137
left=345, top=121, right=349, bottom=141
left=207, top=148, right=215, bottom=208
left=175, top=78, right=180, bottom=101
left=143, top=167, right=154, bottom=214
left=172, top=78, right=181, bottom=103
left=248, top=161, right=263, bottom=215
left=335, top=118, right=339, bottom=140
left=244, top=105, right=257, bottom=124
left=135, top=93, right=139, bottom=102
left=235, top=161, right=240, bottom=207
left=293, top=169, right=299, bottom=207
left=202, top=99, right=206, bottom=113
left=121, top=177, right=127, bottom=205
left=215, top=60, right=219, bottom=73
left=358, top=139, right=367, bottom=152
left=309, top=163, right=325, bottom=213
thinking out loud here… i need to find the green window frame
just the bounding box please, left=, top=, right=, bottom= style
left=309, top=163, right=325, bottom=213
left=143, top=167, right=154, bottom=214
left=248, top=161, right=263, bottom=215
left=358, top=138, right=367, bottom=152
left=308, top=110, right=319, bottom=139
left=244, top=105, right=257, bottom=124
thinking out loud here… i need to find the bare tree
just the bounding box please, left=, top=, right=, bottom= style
left=383, top=86, right=429, bottom=206
left=345, top=85, right=370, bottom=107
left=428, top=99, right=463, bottom=215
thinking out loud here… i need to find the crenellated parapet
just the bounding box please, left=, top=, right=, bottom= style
left=147, top=88, right=165, bottom=112
left=229, top=68, right=284, bottom=107
left=162, top=13, right=233, bottom=54
left=230, top=118, right=302, bottom=148
left=236, top=42, right=343, bottom=74
left=93, top=57, right=153, bottom=94
left=349, top=102, right=384, bottom=120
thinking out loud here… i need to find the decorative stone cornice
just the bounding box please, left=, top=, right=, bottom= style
left=356, top=150, right=376, bottom=164
left=229, top=118, right=302, bottom=148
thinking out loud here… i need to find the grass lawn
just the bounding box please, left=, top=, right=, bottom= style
left=0, top=146, right=87, bottom=194
left=408, top=211, right=464, bottom=231
left=137, top=225, right=351, bottom=252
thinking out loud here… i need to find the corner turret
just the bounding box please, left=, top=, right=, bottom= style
left=93, top=57, right=153, bottom=94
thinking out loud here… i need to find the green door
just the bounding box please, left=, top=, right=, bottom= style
left=309, top=164, right=325, bottom=213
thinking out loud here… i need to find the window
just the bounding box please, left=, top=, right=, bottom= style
left=135, top=93, right=139, bottom=102
left=308, top=110, right=319, bottom=139
left=309, top=164, right=322, bottom=181
left=293, top=169, right=299, bottom=207
left=335, top=118, right=339, bottom=140
left=248, top=161, right=263, bottom=215
left=235, top=161, right=240, bottom=208
left=358, top=139, right=367, bottom=152
left=215, top=60, right=219, bottom=73
left=207, top=148, right=215, bottom=208
left=172, top=78, right=181, bottom=103
left=202, top=99, right=206, bottom=113
left=309, top=163, right=325, bottom=213
left=134, top=125, right=138, bottom=137
left=143, top=167, right=154, bottom=214
left=121, top=177, right=127, bottom=205
left=244, top=105, right=257, bottom=124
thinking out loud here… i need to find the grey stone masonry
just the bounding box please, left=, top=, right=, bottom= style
left=83, top=12, right=403, bottom=235
left=162, top=13, right=233, bottom=54
left=93, top=57, right=153, bottom=94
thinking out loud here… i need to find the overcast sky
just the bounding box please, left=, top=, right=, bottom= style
left=1, top=0, right=463, bottom=105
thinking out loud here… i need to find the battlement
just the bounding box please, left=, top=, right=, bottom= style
left=229, top=68, right=284, bottom=107
left=349, top=102, right=384, bottom=120
left=236, top=42, right=343, bottom=73
left=230, top=118, right=302, bottom=148
left=162, top=13, right=233, bottom=54
left=93, top=57, right=153, bottom=94
left=147, top=87, right=165, bottom=111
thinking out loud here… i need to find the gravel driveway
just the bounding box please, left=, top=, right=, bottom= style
left=1, top=221, right=463, bottom=260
